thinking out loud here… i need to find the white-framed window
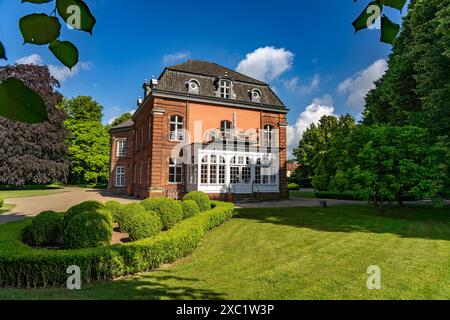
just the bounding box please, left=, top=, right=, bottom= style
left=169, top=158, right=182, bottom=183
left=200, top=155, right=226, bottom=185
left=117, top=140, right=127, bottom=157
left=255, top=158, right=277, bottom=185
left=219, top=80, right=232, bottom=99
left=264, top=125, right=275, bottom=152
left=169, top=115, right=184, bottom=141
left=115, top=166, right=126, bottom=187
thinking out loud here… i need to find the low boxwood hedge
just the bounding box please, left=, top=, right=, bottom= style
left=181, top=200, right=200, bottom=219
left=63, top=201, right=107, bottom=229
left=126, top=210, right=162, bottom=241
left=63, top=210, right=113, bottom=249
left=22, top=211, right=64, bottom=247
left=104, top=200, right=123, bottom=223
left=182, top=191, right=211, bottom=212
left=141, top=198, right=183, bottom=230
left=0, top=201, right=234, bottom=288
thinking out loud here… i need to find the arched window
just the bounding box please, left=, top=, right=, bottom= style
left=169, top=115, right=184, bottom=141
left=264, top=125, right=275, bottom=152
left=169, top=158, right=182, bottom=183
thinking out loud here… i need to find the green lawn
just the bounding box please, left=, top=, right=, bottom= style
left=0, top=204, right=15, bottom=215
left=0, top=185, right=65, bottom=199
left=1, top=205, right=449, bottom=300
left=290, top=190, right=316, bottom=198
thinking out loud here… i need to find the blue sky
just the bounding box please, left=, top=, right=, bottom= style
left=0, top=0, right=406, bottom=155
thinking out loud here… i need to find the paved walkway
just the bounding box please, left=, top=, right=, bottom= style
left=0, top=187, right=138, bottom=225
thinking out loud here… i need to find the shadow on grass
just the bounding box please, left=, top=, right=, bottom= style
left=82, top=270, right=225, bottom=300
left=235, top=205, right=450, bottom=241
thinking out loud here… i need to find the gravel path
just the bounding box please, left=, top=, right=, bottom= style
left=0, top=187, right=138, bottom=225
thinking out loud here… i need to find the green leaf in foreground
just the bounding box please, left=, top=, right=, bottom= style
left=0, top=42, right=6, bottom=60
left=56, top=0, right=96, bottom=34
left=19, top=14, right=61, bottom=45
left=381, top=0, right=407, bottom=11
left=49, top=40, right=79, bottom=69
left=0, top=77, right=48, bottom=123
left=352, top=1, right=383, bottom=32
left=381, top=15, right=400, bottom=44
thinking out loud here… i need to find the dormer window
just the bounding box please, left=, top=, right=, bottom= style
left=250, top=89, right=262, bottom=103
left=187, top=79, right=200, bottom=94
left=219, top=80, right=232, bottom=99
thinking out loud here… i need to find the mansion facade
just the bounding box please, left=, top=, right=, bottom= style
left=108, top=60, right=289, bottom=201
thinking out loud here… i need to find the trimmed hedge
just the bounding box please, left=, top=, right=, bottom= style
left=22, top=211, right=64, bottom=246
left=141, top=198, right=183, bottom=230
left=0, top=201, right=234, bottom=288
left=117, top=203, right=147, bottom=232
left=181, top=200, right=200, bottom=219
left=105, top=200, right=123, bottom=223
left=0, top=197, right=3, bottom=208
left=288, top=183, right=300, bottom=191
left=182, top=191, right=211, bottom=212
left=63, top=209, right=113, bottom=249
left=64, top=201, right=107, bottom=229
left=127, top=210, right=162, bottom=242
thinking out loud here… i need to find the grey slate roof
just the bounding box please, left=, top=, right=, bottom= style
left=156, top=60, right=285, bottom=108
left=110, top=119, right=134, bottom=131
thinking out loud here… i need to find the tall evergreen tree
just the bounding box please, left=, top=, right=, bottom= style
left=0, top=65, right=69, bottom=186
left=363, top=0, right=450, bottom=137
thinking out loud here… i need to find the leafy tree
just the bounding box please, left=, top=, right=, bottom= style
left=109, top=112, right=133, bottom=128
left=363, top=0, right=450, bottom=137
left=353, top=0, right=407, bottom=44
left=330, top=125, right=448, bottom=208
left=0, top=0, right=96, bottom=124
left=0, top=64, right=69, bottom=186
left=61, top=96, right=109, bottom=184
left=294, top=114, right=356, bottom=189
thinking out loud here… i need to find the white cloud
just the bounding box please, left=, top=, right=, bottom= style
left=284, top=77, right=299, bottom=91
left=300, top=74, right=320, bottom=95
left=15, top=54, right=42, bottom=65
left=15, top=54, right=91, bottom=83
left=287, top=95, right=335, bottom=158
left=236, top=47, right=294, bottom=82
left=163, top=51, right=191, bottom=64
left=338, top=59, right=387, bottom=110
left=48, top=62, right=91, bottom=83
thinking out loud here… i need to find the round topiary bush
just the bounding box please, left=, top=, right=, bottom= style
left=288, top=183, right=300, bottom=191
left=63, top=210, right=113, bottom=249
left=141, top=198, right=183, bottom=230
left=127, top=210, right=163, bottom=241
left=117, top=203, right=147, bottom=232
left=181, top=200, right=201, bottom=219
left=64, top=201, right=107, bottom=229
left=105, top=200, right=123, bottom=223
left=182, top=191, right=211, bottom=212
left=22, top=211, right=64, bottom=246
